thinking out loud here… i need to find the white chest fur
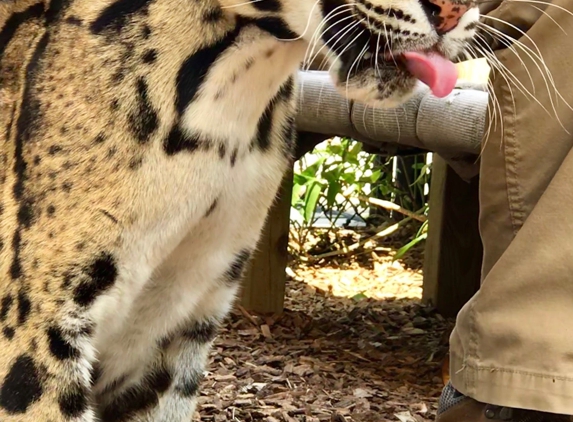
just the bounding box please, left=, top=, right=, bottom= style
left=89, top=27, right=307, bottom=397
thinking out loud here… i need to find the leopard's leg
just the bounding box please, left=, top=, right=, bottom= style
left=91, top=256, right=254, bottom=421
left=153, top=284, right=240, bottom=422
left=90, top=212, right=261, bottom=422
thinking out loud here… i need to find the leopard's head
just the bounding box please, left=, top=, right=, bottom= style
left=246, top=0, right=480, bottom=108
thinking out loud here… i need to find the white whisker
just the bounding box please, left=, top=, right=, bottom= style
left=221, top=0, right=264, bottom=9
left=303, top=3, right=352, bottom=66
left=501, top=0, right=573, bottom=19
left=306, top=13, right=355, bottom=70
left=480, top=17, right=572, bottom=133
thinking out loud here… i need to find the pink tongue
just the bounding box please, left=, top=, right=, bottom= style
left=402, top=51, right=458, bottom=98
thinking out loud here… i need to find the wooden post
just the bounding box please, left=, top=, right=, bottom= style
left=422, top=155, right=482, bottom=318
left=240, top=167, right=294, bottom=314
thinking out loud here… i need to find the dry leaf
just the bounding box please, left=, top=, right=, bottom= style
left=395, top=411, right=417, bottom=422
left=353, top=388, right=373, bottom=398
left=261, top=324, right=273, bottom=339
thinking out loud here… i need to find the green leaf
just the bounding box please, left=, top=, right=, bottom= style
left=326, top=180, right=342, bottom=207
left=327, top=144, right=341, bottom=155
left=291, top=183, right=302, bottom=207
left=393, top=233, right=427, bottom=261
left=302, top=157, right=326, bottom=179
left=349, top=140, right=363, bottom=156
left=369, top=169, right=382, bottom=183
left=340, top=171, right=356, bottom=184
left=303, top=181, right=323, bottom=223
left=293, top=173, right=319, bottom=186
left=415, top=219, right=429, bottom=237
left=323, top=166, right=343, bottom=184
left=352, top=292, right=368, bottom=302
left=412, top=163, right=431, bottom=186
left=293, top=173, right=308, bottom=185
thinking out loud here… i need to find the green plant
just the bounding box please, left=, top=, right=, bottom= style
left=290, top=136, right=431, bottom=262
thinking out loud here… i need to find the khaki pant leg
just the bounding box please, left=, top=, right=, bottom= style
left=449, top=0, right=573, bottom=414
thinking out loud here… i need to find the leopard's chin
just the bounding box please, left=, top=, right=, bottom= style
left=329, top=59, right=419, bottom=109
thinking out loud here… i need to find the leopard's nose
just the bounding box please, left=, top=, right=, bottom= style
left=420, top=0, right=472, bottom=35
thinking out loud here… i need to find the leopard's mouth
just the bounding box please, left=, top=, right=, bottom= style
left=337, top=37, right=459, bottom=98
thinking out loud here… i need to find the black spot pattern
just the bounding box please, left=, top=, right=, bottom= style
left=464, top=21, right=478, bottom=31
left=90, top=0, right=154, bottom=34
left=355, top=0, right=415, bottom=22
left=230, top=148, right=238, bottom=167
left=175, top=369, right=203, bottom=398
left=16, top=199, right=34, bottom=227
left=255, top=101, right=275, bottom=151
left=65, top=15, right=83, bottom=26
left=73, top=252, right=118, bottom=306
left=128, top=78, right=158, bottom=144
left=175, top=26, right=241, bottom=115
left=164, top=125, right=202, bottom=155
left=0, top=2, right=44, bottom=58
left=93, top=133, right=106, bottom=144
left=99, top=382, right=158, bottom=422
left=182, top=319, right=219, bottom=343
left=129, top=156, right=143, bottom=170
left=0, top=294, right=13, bottom=322
left=202, top=7, right=223, bottom=23
left=204, top=198, right=218, bottom=218
left=147, top=365, right=172, bottom=394
left=17, top=290, right=31, bottom=325
left=141, top=49, right=157, bottom=64
left=10, top=32, right=49, bottom=280
left=3, top=326, right=15, bottom=340
left=249, top=16, right=298, bottom=40
left=252, top=0, right=281, bottom=12
left=47, top=326, right=80, bottom=360
left=141, top=25, right=152, bottom=39
left=254, top=77, right=294, bottom=152
left=225, top=249, right=252, bottom=281
left=0, top=355, right=43, bottom=414
left=58, top=384, right=88, bottom=417
left=48, top=144, right=63, bottom=154
left=281, top=115, right=296, bottom=154
left=218, top=143, right=226, bottom=159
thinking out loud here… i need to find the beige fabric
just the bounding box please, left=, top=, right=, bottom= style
left=449, top=0, right=573, bottom=415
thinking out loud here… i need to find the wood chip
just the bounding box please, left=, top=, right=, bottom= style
left=194, top=243, right=453, bottom=422
left=261, top=324, right=273, bottom=339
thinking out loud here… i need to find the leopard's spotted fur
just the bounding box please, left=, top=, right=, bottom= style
left=0, top=0, right=479, bottom=420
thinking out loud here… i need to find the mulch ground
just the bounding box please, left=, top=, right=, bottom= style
left=194, top=237, right=455, bottom=422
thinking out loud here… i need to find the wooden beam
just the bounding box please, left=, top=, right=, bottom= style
left=240, top=167, right=294, bottom=314
left=422, top=155, right=482, bottom=318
